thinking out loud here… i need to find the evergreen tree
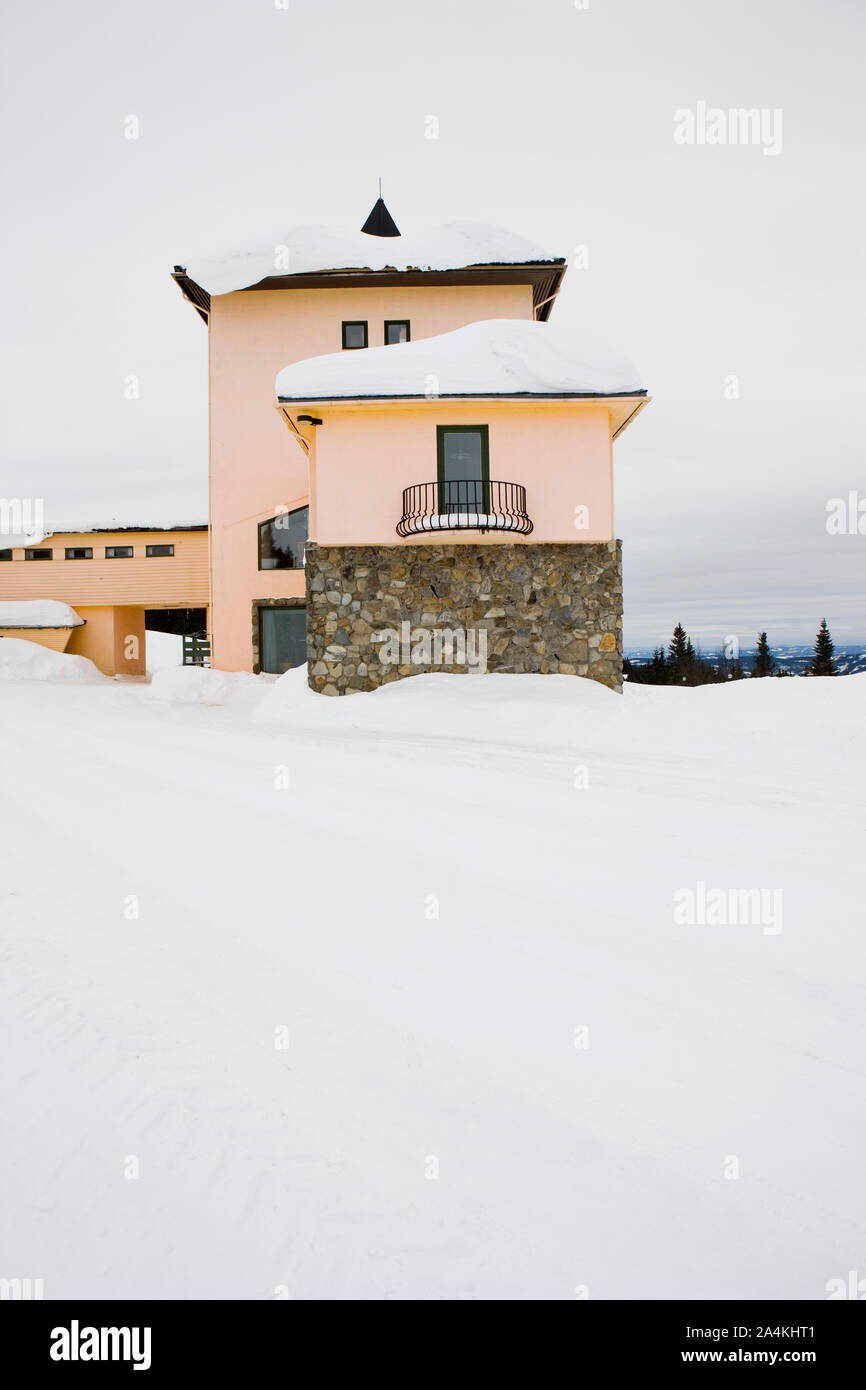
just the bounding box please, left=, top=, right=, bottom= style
left=649, top=647, right=668, bottom=684
left=808, top=619, right=837, bottom=676
left=753, top=631, right=774, bottom=678
left=668, top=623, right=689, bottom=665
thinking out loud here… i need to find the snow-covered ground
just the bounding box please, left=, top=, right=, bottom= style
left=0, top=661, right=863, bottom=1300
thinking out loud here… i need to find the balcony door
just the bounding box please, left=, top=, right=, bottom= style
left=437, top=426, right=489, bottom=515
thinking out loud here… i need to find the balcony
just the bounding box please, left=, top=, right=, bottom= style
left=397, top=480, right=533, bottom=538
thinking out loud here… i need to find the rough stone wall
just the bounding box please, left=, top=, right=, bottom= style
left=305, top=541, right=622, bottom=695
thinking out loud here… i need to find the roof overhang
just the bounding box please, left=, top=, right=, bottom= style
left=277, top=392, right=650, bottom=440
left=173, top=262, right=567, bottom=325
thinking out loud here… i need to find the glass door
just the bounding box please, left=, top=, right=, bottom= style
left=437, top=426, right=490, bottom=514
left=260, top=607, right=306, bottom=674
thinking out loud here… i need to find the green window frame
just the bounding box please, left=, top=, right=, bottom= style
left=105, top=545, right=134, bottom=558
left=384, top=319, right=410, bottom=345
left=342, top=320, right=368, bottom=350
left=65, top=547, right=92, bottom=559
left=24, top=548, right=52, bottom=560
left=436, top=425, right=490, bottom=513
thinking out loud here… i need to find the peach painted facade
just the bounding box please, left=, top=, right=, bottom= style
left=208, top=284, right=535, bottom=670
left=0, top=626, right=74, bottom=653
left=0, top=528, right=208, bottom=675
left=288, top=400, right=616, bottom=547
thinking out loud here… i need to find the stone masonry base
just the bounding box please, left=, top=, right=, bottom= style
left=305, top=541, right=623, bottom=695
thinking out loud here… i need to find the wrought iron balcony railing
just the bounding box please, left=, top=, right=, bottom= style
left=396, top=479, right=533, bottom=537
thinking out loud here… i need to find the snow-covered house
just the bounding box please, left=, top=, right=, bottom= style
left=173, top=198, right=648, bottom=690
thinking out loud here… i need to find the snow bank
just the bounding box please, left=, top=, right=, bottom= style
left=0, top=600, right=83, bottom=628
left=0, top=637, right=106, bottom=683
left=276, top=319, right=644, bottom=401
left=256, top=666, right=621, bottom=750
left=145, top=630, right=184, bottom=673
left=144, top=666, right=265, bottom=707
left=182, top=219, right=562, bottom=297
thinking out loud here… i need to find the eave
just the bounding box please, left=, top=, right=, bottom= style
left=277, top=392, right=650, bottom=440
left=172, top=261, right=567, bottom=325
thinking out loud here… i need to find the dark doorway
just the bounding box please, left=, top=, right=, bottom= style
left=145, top=608, right=207, bottom=636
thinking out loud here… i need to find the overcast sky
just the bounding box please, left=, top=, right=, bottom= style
left=1, top=0, right=863, bottom=648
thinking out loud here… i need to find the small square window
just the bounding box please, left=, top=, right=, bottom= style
left=384, top=320, right=410, bottom=345
left=25, top=548, right=52, bottom=560
left=65, top=547, right=93, bottom=559
left=105, top=546, right=133, bottom=558
left=0, top=549, right=12, bottom=560
left=342, top=321, right=368, bottom=350
left=146, top=544, right=174, bottom=557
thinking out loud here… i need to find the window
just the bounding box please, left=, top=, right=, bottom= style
left=65, top=547, right=92, bottom=559
left=105, top=545, right=133, bottom=558
left=436, top=425, right=490, bottom=513
left=342, top=320, right=368, bottom=350
left=0, top=549, right=11, bottom=560
left=146, top=544, right=174, bottom=557
left=258, top=506, right=308, bottom=570
left=25, top=548, right=52, bottom=560
left=259, top=606, right=306, bottom=674
left=384, top=320, right=410, bottom=345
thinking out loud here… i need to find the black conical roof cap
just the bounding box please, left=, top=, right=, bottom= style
left=361, top=197, right=401, bottom=237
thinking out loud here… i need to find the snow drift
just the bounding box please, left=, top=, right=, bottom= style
left=0, top=637, right=105, bottom=682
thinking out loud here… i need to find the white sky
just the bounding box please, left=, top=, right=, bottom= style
left=1, top=0, right=863, bottom=647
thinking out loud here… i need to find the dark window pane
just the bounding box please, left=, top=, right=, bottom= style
left=65, top=547, right=92, bottom=559
left=25, top=549, right=52, bottom=560
left=385, top=320, right=409, bottom=345
left=342, top=321, right=367, bottom=349
left=106, top=546, right=133, bottom=558
left=146, top=544, right=174, bottom=557
left=441, top=430, right=483, bottom=481
left=0, top=549, right=12, bottom=560
left=259, top=507, right=308, bottom=570
left=260, top=607, right=306, bottom=674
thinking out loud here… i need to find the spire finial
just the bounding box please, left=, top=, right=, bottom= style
left=361, top=188, right=401, bottom=238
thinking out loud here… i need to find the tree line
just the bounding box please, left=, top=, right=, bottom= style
left=624, top=620, right=839, bottom=686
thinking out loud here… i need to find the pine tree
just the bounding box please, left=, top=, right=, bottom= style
left=650, top=646, right=668, bottom=684
left=753, top=631, right=774, bottom=678
left=808, top=619, right=837, bottom=676
left=666, top=624, right=689, bottom=684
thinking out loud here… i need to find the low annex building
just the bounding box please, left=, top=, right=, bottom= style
left=0, top=525, right=208, bottom=675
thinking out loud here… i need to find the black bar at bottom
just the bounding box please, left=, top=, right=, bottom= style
left=1, top=1298, right=862, bottom=1376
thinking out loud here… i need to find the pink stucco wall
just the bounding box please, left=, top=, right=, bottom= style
left=209, top=283, right=534, bottom=670
left=304, top=401, right=614, bottom=546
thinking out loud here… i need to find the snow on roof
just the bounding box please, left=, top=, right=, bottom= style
left=3, top=521, right=208, bottom=546
left=180, top=220, right=563, bottom=296
left=276, top=319, right=645, bottom=402
left=0, top=600, right=84, bottom=628
left=40, top=521, right=208, bottom=535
